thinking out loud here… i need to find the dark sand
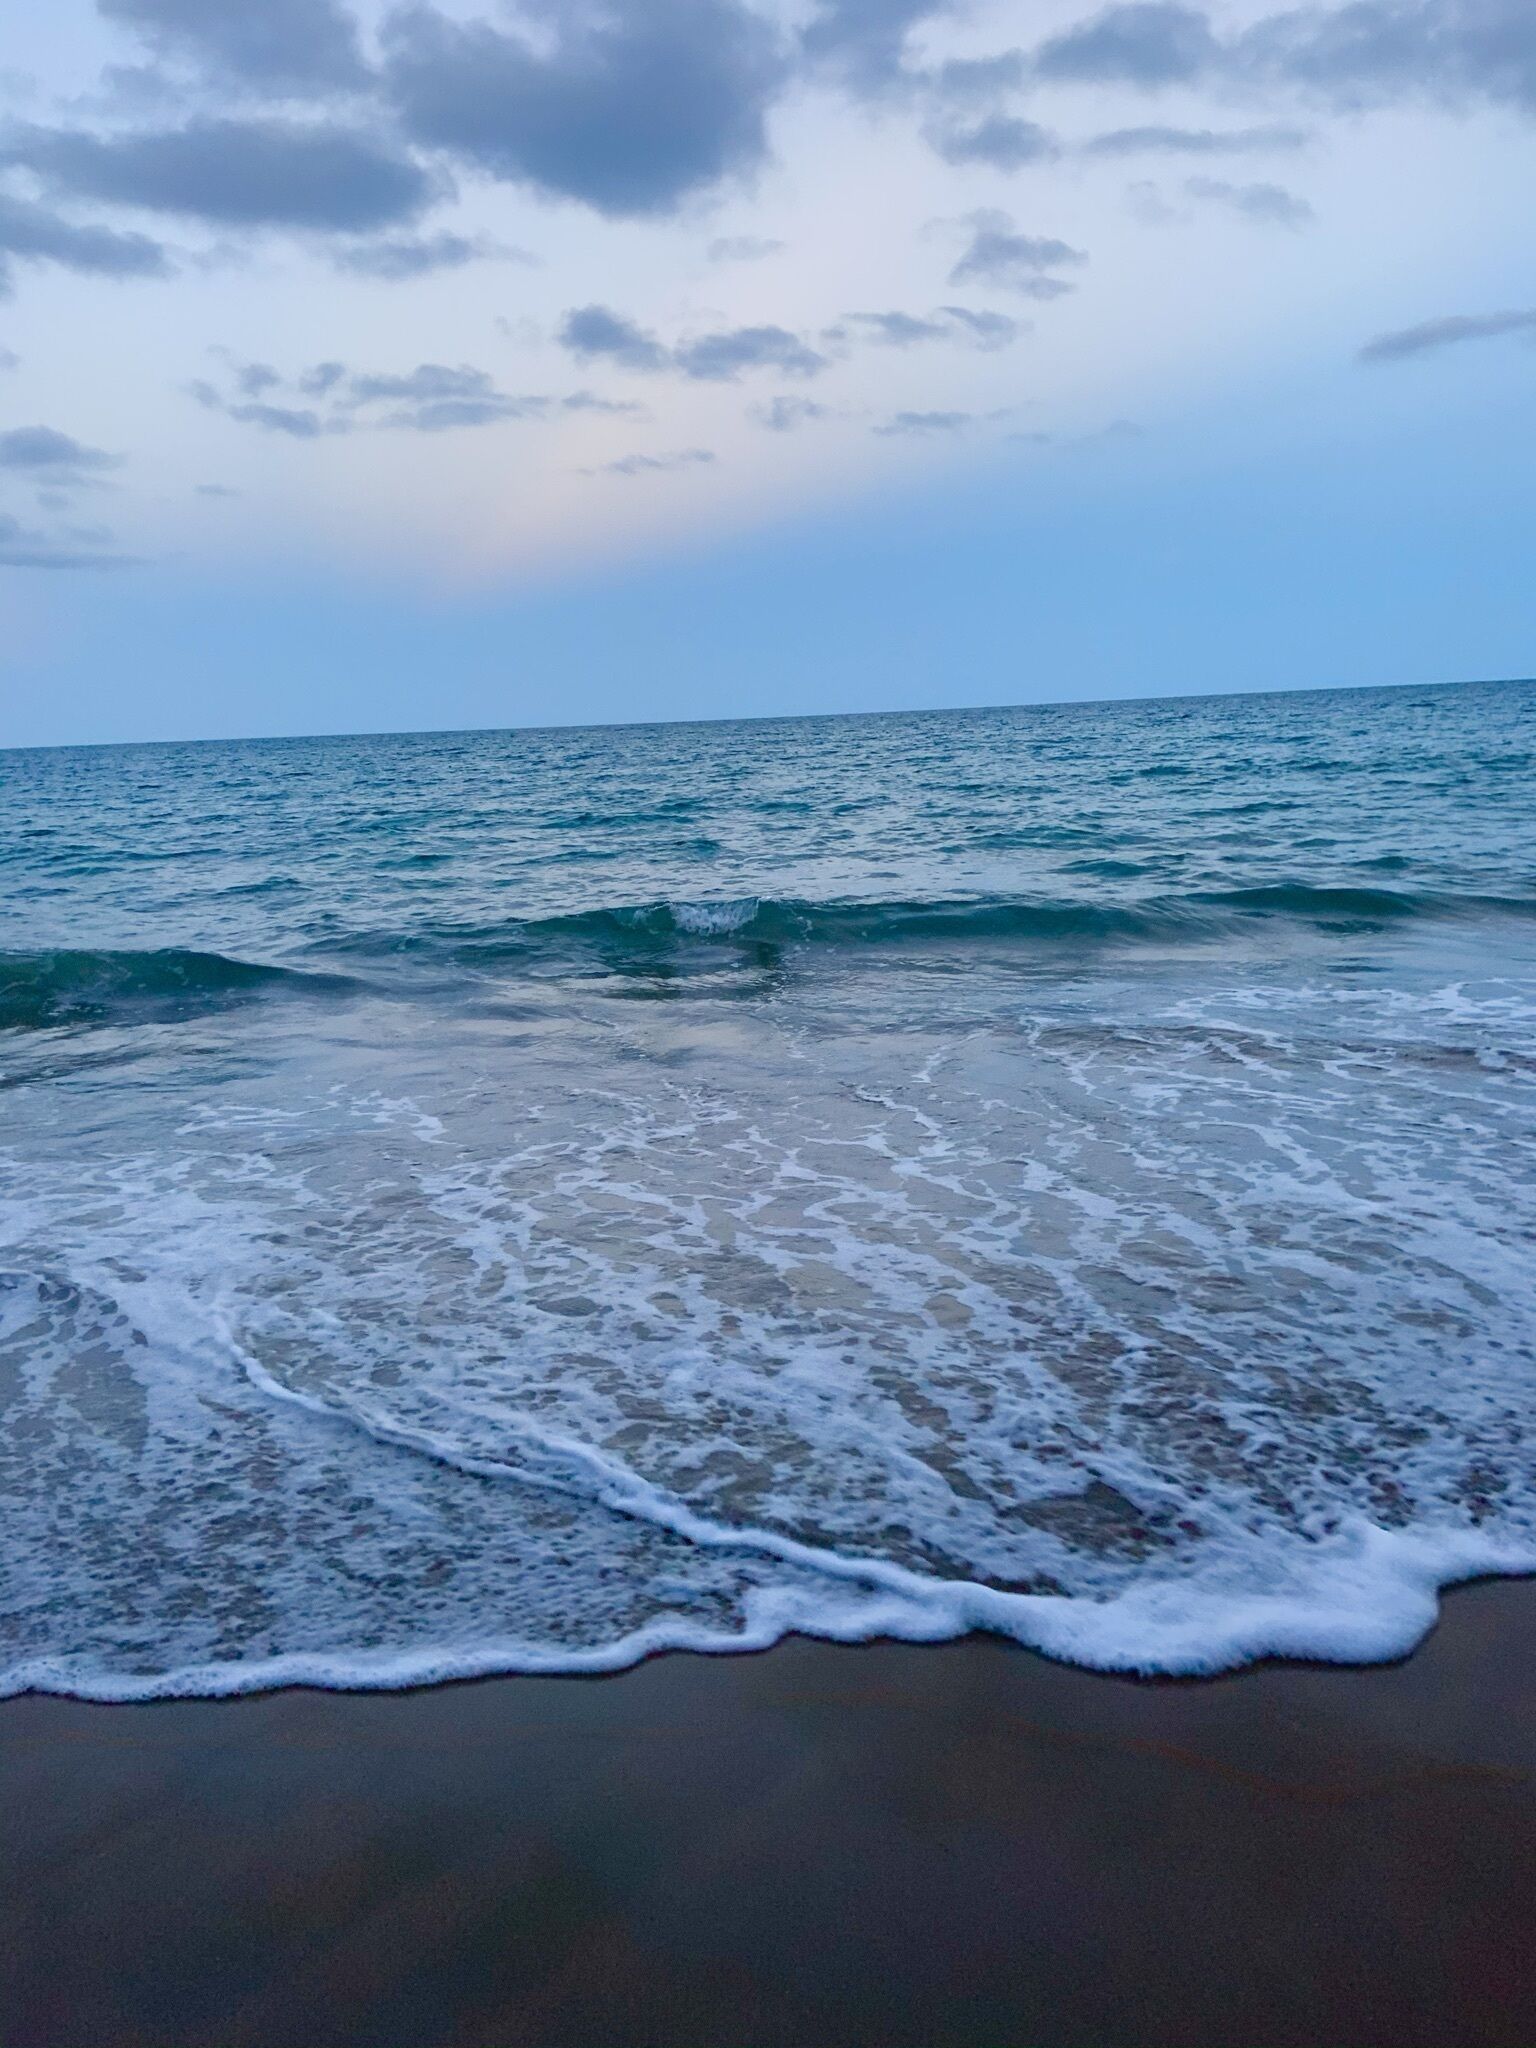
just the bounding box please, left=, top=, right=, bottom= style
left=5, top=1579, right=1536, bottom=2048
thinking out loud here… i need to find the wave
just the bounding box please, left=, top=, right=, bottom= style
left=9, top=1303, right=1534, bottom=1700
left=321, top=882, right=1536, bottom=976
left=8, top=883, right=1528, bottom=1034
left=0, top=947, right=358, bottom=1034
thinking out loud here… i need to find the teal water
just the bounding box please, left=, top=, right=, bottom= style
left=2, top=679, right=1534, bottom=1694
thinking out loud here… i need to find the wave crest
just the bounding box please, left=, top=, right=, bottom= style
left=324, top=881, right=1536, bottom=975
left=0, top=948, right=356, bottom=1033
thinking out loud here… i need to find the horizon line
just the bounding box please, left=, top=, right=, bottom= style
left=2, top=671, right=1529, bottom=759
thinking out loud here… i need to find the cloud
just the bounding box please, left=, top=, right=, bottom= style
left=194, top=481, right=239, bottom=496
left=931, top=116, right=1059, bottom=170
left=928, top=50, right=1031, bottom=102
left=1358, top=308, right=1536, bottom=361
left=0, top=425, right=121, bottom=476
left=558, top=306, right=827, bottom=380
left=344, top=361, right=547, bottom=430
left=96, top=0, right=368, bottom=96
left=559, top=304, right=670, bottom=371
left=706, top=234, right=784, bottom=262
left=0, top=509, right=136, bottom=567
left=1032, top=0, right=1536, bottom=116
left=1035, top=4, right=1219, bottom=86
left=874, top=409, right=975, bottom=434
left=7, top=118, right=435, bottom=232
left=1185, top=175, right=1313, bottom=225
left=383, top=0, right=785, bottom=218
left=835, top=309, right=948, bottom=346
left=333, top=232, right=533, bottom=280
left=1083, top=123, right=1309, bottom=154
left=192, top=356, right=550, bottom=434
left=562, top=390, right=649, bottom=415
left=945, top=210, right=1087, bottom=296
left=830, top=306, right=1022, bottom=350
left=800, top=0, right=950, bottom=93
left=673, top=324, right=827, bottom=379
left=0, top=191, right=170, bottom=295
left=206, top=392, right=327, bottom=436
left=596, top=447, right=715, bottom=475
left=939, top=305, right=1023, bottom=348
left=348, top=361, right=491, bottom=402
left=230, top=402, right=325, bottom=435
left=0, top=346, right=17, bottom=370
left=751, top=395, right=827, bottom=430
left=1237, top=0, right=1536, bottom=115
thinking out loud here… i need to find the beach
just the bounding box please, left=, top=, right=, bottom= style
left=6, top=1576, right=1535, bottom=2047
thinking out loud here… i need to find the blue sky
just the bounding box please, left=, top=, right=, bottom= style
left=1, top=0, right=1533, bottom=746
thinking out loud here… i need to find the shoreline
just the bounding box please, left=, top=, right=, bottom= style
left=9, top=1538, right=1532, bottom=1707
left=7, top=1574, right=1536, bottom=2047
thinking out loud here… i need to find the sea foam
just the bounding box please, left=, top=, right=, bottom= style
left=3, top=682, right=1534, bottom=1697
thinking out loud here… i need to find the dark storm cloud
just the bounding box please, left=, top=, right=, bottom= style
left=382, top=0, right=785, bottom=218
left=96, top=0, right=368, bottom=95
left=1358, top=308, right=1536, bottom=361
left=673, top=325, right=826, bottom=380
left=0, top=191, right=170, bottom=294
left=1185, top=175, right=1313, bottom=225
left=333, top=232, right=533, bottom=279
left=559, top=304, right=670, bottom=372
left=1083, top=123, right=1309, bottom=154
left=0, top=425, right=121, bottom=475
left=6, top=118, right=435, bottom=232
left=945, top=211, right=1086, bottom=297
left=931, top=115, right=1059, bottom=170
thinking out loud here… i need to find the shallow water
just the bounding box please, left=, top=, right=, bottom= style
left=2, top=679, right=1533, bottom=1695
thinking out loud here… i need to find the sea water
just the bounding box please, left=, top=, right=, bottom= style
left=2, top=679, right=1533, bottom=1697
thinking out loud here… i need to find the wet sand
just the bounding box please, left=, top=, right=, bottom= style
left=5, top=1578, right=1535, bottom=2048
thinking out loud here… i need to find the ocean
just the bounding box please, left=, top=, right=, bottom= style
left=2, top=678, right=1533, bottom=1698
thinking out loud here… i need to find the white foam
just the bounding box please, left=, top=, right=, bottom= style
left=664, top=897, right=761, bottom=936
left=2, top=941, right=1534, bottom=1700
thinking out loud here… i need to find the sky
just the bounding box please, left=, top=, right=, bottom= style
left=0, top=0, right=1533, bottom=747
